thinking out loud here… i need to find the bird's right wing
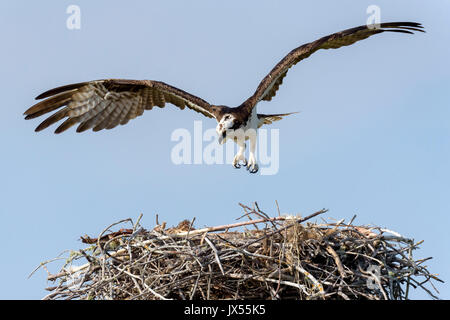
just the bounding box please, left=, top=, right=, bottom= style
left=24, top=79, right=220, bottom=133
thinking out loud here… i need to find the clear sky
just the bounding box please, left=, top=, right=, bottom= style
left=1, top=1, right=448, bottom=299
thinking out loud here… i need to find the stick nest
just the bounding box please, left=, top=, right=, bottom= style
left=34, top=203, right=442, bottom=300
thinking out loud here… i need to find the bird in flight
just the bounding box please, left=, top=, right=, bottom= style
left=24, top=22, right=424, bottom=173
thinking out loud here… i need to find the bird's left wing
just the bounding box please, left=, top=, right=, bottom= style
left=24, top=79, right=218, bottom=133
left=242, top=22, right=424, bottom=112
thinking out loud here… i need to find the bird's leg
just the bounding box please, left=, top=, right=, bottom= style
left=247, top=134, right=258, bottom=174
left=233, top=142, right=247, bottom=169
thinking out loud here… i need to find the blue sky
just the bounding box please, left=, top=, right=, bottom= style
left=0, top=1, right=448, bottom=299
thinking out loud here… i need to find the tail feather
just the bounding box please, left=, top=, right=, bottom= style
left=257, top=112, right=298, bottom=128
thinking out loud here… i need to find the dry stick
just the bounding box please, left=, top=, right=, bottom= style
left=117, top=266, right=171, bottom=300
left=240, top=209, right=328, bottom=249
left=275, top=200, right=281, bottom=217
left=190, top=272, right=203, bottom=300
left=133, top=213, right=144, bottom=232
left=293, top=263, right=325, bottom=297
left=254, top=202, right=278, bottom=228
left=47, top=215, right=297, bottom=281
left=227, top=273, right=310, bottom=295
left=204, top=236, right=225, bottom=275
left=29, top=256, right=67, bottom=279
left=326, top=245, right=346, bottom=279
left=237, top=203, right=260, bottom=230
left=185, top=217, right=196, bottom=240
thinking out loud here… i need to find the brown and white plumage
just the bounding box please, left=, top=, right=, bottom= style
left=241, top=22, right=424, bottom=112
left=24, top=79, right=217, bottom=133
left=25, top=22, right=424, bottom=173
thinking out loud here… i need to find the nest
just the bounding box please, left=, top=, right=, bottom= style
left=33, top=203, right=442, bottom=300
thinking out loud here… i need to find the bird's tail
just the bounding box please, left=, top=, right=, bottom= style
left=257, top=112, right=299, bottom=128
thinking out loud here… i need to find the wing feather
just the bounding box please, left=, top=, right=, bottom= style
left=242, top=22, right=424, bottom=111
left=24, top=91, right=74, bottom=120
left=76, top=100, right=113, bottom=133
left=25, top=79, right=217, bottom=133
left=35, top=107, right=70, bottom=132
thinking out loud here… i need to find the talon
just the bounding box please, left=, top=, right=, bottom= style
left=250, top=164, right=259, bottom=174
left=233, top=163, right=241, bottom=169
left=242, top=159, right=248, bottom=167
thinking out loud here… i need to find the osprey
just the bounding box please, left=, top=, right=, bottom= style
left=24, top=22, right=424, bottom=173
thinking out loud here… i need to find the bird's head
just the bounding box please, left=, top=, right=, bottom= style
left=216, top=113, right=237, bottom=144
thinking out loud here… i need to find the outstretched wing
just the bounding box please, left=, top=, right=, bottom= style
left=24, top=79, right=218, bottom=133
left=257, top=112, right=298, bottom=128
left=242, top=22, right=424, bottom=111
